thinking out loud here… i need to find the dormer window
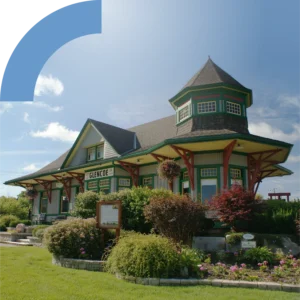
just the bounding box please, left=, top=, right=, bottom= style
left=87, top=144, right=104, bottom=162
left=87, top=147, right=96, bottom=161
left=177, top=100, right=192, bottom=123
left=97, top=145, right=104, bottom=159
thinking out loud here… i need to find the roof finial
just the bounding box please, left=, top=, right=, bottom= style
left=208, top=55, right=210, bottom=59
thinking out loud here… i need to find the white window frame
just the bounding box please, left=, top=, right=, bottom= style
left=119, top=178, right=131, bottom=187
left=87, top=147, right=96, bottom=161
left=96, top=144, right=104, bottom=160
left=197, top=101, right=216, bottom=114
left=177, top=100, right=192, bottom=123
left=201, top=168, right=217, bottom=177
left=226, top=101, right=241, bottom=115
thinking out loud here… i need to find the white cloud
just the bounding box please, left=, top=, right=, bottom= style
left=0, top=150, right=64, bottom=156
left=22, top=164, right=39, bottom=172
left=249, top=122, right=300, bottom=143
left=0, top=102, right=13, bottom=114
left=22, top=161, right=50, bottom=172
left=35, top=74, right=64, bottom=97
left=279, top=95, right=300, bottom=109
left=30, top=122, right=79, bottom=143
left=23, top=112, right=30, bottom=123
left=24, top=101, right=63, bottom=112
left=287, top=155, right=300, bottom=163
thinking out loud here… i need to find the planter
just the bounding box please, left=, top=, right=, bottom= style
left=52, top=255, right=105, bottom=272
left=25, top=226, right=34, bottom=234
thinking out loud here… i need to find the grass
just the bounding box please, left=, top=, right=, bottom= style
left=0, top=247, right=298, bottom=300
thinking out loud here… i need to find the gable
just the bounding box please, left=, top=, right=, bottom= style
left=64, top=122, right=119, bottom=168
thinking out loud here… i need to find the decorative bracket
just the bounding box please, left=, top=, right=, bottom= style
left=223, top=140, right=237, bottom=189
left=67, top=172, right=85, bottom=193
left=35, top=179, right=53, bottom=203
left=170, top=145, right=195, bottom=191
left=118, top=161, right=140, bottom=187
left=52, top=175, right=72, bottom=202
left=151, top=153, right=170, bottom=163
left=248, top=149, right=282, bottom=195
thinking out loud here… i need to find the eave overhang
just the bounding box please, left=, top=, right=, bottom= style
left=4, top=133, right=293, bottom=186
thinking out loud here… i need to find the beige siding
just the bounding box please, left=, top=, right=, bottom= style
left=139, top=164, right=157, bottom=176
left=104, top=142, right=119, bottom=159
left=115, top=167, right=129, bottom=177
left=229, top=154, right=247, bottom=167
left=194, top=153, right=222, bottom=165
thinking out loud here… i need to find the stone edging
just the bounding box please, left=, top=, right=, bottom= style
left=116, top=275, right=300, bottom=293
left=52, top=255, right=105, bottom=272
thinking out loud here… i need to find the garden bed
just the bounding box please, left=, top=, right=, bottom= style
left=52, top=255, right=105, bottom=272
left=117, top=275, right=300, bottom=292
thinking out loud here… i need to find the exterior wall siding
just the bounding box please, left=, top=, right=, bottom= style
left=194, top=153, right=222, bottom=165
left=230, top=154, right=247, bottom=167
left=104, top=142, right=119, bottom=159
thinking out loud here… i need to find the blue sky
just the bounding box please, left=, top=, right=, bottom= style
left=0, top=0, right=299, bottom=198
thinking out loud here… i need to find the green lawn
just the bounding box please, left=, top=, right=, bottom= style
left=0, top=246, right=298, bottom=300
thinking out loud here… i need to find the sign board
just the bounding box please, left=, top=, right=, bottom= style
left=96, top=200, right=121, bottom=229
left=85, top=168, right=114, bottom=180
left=243, top=233, right=254, bottom=240
left=241, top=241, right=256, bottom=249
left=205, top=210, right=219, bottom=219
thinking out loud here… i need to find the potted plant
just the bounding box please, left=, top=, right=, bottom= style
left=157, top=159, right=181, bottom=190
left=25, top=188, right=38, bottom=200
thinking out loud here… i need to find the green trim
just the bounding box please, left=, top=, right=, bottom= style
left=86, top=143, right=104, bottom=163
left=116, top=176, right=132, bottom=191
left=39, top=191, right=48, bottom=214
left=140, top=174, right=155, bottom=189
left=61, top=120, right=91, bottom=168
left=86, top=177, right=111, bottom=194
left=197, top=165, right=221, bottom=203
left=169, top=83, right=253, bottom=108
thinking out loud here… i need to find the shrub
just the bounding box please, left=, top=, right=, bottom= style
left=70, top=191, right=101, bottom=218
left=105, top=233, right=181, bottom=278
left=35, top=228, right=47, bottom=240
left=0, top=215, right=20, bottom=227
left=32, top=225, right=50, bottom=237
left=0, top=223, right=7, bottom=231
left=179, top=247, right=206, bottom=277
left=144, top=194, right=206, bottom=244
left=44, top=218, right=102, bottom=260
left=226, top=232, right=244, bottom=245
left=248, top=200, right=300, bottom=234
left=243, top=247, right=274, bottom=265
left=103, top=187, right=173, bottom=233
left=210, top=184, right=258, bottom=230
left=19, top=220, right=32, bottom=226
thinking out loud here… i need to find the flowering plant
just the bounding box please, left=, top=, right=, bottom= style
left=197, top=264, right=208, bottom=278
left=25, top=188, right=38, bottom=199
left=157, top=160, right=181, bottom=182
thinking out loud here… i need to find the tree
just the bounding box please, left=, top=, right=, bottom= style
left=209, top=184, right=258, bottom=231
left=144, top=194, right=206, bottom=244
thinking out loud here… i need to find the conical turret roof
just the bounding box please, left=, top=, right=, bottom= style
left=182, top=57, right=246, bottom=89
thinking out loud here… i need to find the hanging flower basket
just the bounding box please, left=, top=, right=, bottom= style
left=157, top=159, right=181, bottom=182
left=25, top=188, right=38, bottom=200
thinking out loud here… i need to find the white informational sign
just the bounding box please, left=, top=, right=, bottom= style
left=55, top=182, right=63, bottom=188
left=85, top=168, right=114, bottom=180
left=241, top=241, right=256, bottom=249
left=243, top=233, right=255, bottom=240
left=100, top=204, right=119, bottom=228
